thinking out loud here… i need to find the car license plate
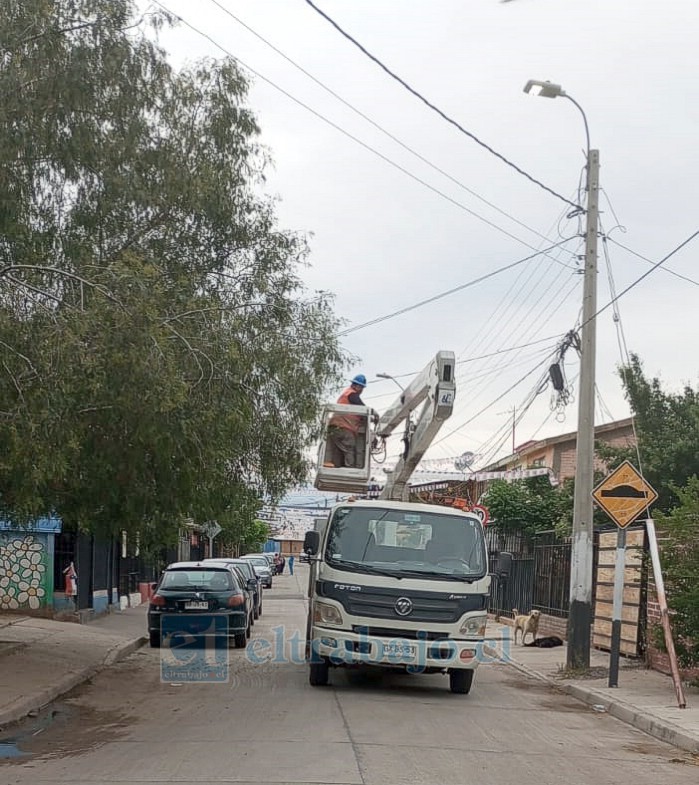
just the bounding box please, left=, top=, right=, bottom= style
left=384, top=641, right=416, bottom=658
left=185, top=601, right=209, bottom=610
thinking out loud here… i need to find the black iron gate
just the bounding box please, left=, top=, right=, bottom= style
left=488, top=551, right=535, bottom=617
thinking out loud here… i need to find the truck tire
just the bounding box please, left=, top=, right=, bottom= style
left=309, top=658, right=330, bottom=687
left=149, top=631, right=161, bottom=648
left=234, top=630, right=247, bottom=648
left=449, top=669, right=474, bottom=694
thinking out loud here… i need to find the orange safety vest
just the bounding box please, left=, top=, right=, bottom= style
left=330, top=387, right=363, bottom=434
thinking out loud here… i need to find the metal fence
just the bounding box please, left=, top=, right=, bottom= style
left=488, top=551, right=535, bottom=617
left=486, top=529, right=572, bottom=619
left=532, top=538, right=571, bottom=617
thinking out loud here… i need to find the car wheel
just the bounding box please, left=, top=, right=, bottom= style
left=309, top=657, right=330, bottom=686
left=149, top=631, right=161, bottom=648
left=234, top=630, right=247, bottom=648
left=254, top=604, right=259, bottom=620
left=246, top=617, right=252, bottom=639
left=448, top=669, right=474, bottom=694
left=258, top=603, right=263, bottom=617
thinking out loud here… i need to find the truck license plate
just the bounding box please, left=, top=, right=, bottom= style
left=185, top=601, right=209, bottom=610
left=384, top=641, right=416, bottom=658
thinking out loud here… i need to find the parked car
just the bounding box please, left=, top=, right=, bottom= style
left=204, top=558, right=262, bottom=619
left=147, top=562, right=253, bottom=649
left=264, top=553, right=276, bottom=567
left=251, top=552, right=276, bottom=569
left=239, top=554, right=273, bottom=588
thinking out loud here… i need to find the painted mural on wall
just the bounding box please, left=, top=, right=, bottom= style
left=0, top=534, right=48, bottom=610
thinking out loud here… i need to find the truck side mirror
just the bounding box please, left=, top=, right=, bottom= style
left=304, top=530, right=320, bottom=556
left=497, top=552, right=513, bottom=580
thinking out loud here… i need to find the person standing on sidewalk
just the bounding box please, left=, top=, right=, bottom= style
left=288, top=554, right=295, bottom=575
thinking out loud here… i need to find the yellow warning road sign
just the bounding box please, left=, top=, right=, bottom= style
left=592, top=460, right=658, bottom=528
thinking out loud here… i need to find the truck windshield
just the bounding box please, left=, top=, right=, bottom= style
left=324, top=506, right=487, bottom=581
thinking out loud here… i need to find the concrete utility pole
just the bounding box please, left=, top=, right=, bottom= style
left=524, top=80, right=598, bottom=669
left=568, top=148, right=599, bottom=669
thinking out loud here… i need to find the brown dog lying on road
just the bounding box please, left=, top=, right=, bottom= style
left=512, top=608, right=541, bottom=645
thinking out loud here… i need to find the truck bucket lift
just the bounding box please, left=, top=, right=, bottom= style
left=314, top=403, right=374, bottom=494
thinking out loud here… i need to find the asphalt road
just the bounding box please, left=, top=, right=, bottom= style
left=1, top=568, right=696, bottom=785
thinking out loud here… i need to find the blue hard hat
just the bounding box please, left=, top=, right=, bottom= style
left=351, top=374, right=367, bottom=387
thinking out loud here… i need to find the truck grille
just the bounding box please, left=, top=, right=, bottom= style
left=346, top=592, right=458, bottom=622
left=351, top=626, right=450, bottom=641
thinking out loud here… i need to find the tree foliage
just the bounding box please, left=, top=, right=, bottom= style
left=617, top=354, right=699, bottom=512
left=653, top=479, right=699, bottom=668
left=0, top=0, right=345, bottom=539
left=483, top=476, right=573, bottom=537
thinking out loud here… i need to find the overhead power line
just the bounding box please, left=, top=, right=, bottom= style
left=155, top=0, right=578, bottom=263
left=607, top=236, right=699, bottom=287
left=581, top=227, right=699, bottom=329
left=366, top=334, right=565, bottom=387
left=304, top=0, right=581, bottom=210
left=431, top=348, right=557, bottom=447
left=209, top=0, right=573, bottom=252
left=339, top=238, right=576, bottom=336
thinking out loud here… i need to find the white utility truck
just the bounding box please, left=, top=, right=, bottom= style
left=305, top=352, right=506, bottom=694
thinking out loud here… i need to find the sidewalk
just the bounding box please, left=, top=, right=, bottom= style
left=485, top=619, right=699, bottom=754
left=0, top=607, right=147, bottom=728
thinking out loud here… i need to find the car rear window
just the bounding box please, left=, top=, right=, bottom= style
left=160, top=570, right=234, bottom=591
left=232, top=562, right=253, bottom=578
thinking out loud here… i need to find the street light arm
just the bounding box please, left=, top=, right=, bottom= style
left=523, top=79, right=590, bottom=160
left=563, top=94, right=591, bottom=159
left=376, top=373, right=405, bottom=392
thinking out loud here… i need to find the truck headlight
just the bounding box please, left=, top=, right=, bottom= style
left=313, top=601, right=343, bottom=625
left=459, top=615, right=487, bottom=636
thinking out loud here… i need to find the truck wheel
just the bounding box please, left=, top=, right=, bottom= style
left=234, top=630, right=247, bottom=648
left=449, top=669, right=474, bottom=694
left=309, top=658, right=330, bottom=687
left=149, top=631, right=161, bottom=648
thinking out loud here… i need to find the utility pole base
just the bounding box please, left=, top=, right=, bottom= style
left=566, top=600, right=591, bottom=670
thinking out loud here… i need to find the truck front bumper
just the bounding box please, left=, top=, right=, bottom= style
left=310, top=625, right=481, bottom=670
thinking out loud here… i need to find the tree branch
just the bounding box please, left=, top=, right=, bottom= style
left=1, top=265, right=124, bottom=308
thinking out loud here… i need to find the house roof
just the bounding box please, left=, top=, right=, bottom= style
left=481, top=416, right=634, bottom=471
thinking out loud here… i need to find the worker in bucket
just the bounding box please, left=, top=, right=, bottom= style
left=327, top=374, right=379, bottom=468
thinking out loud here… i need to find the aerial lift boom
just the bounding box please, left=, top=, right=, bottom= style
left=313, top=351, right=456, bottom=499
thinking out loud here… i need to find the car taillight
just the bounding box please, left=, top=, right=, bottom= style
left=227, top=594, right=245, bottom=607
left=151, top=594, right=165, bottom=606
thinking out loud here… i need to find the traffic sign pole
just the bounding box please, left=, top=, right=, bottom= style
left=200, top=522, right=222, bottom=559
left=608, top=527, right=626, bottom=687
left=592, top=462, right=659, bottom=689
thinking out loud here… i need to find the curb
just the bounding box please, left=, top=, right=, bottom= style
left=484, top=644, right=699, bottom=755
left=103, top=635, right=148, bottom=666
left=0, top=635, right=147, bottom=730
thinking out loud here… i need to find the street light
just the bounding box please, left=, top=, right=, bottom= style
left=376, top=372, right=405, bottom=392
left=523, top=80, right=591, bottom=156
left=525, top=79, right=599, bottom=671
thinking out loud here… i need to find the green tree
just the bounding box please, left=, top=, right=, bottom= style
left=0, top=0, right=345, bottom=539
left=653, top=478, right=699, bottom=668
left=618, top=354, right=699, bottom=512
left=483, top=476, right=573, bottom=537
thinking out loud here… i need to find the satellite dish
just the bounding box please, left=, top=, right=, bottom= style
left=454, top=451, right=475, bottom=471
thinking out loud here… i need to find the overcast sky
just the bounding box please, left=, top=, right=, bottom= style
left=142, top=0, right=699, bottom=474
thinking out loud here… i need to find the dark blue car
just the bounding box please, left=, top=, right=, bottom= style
left=148, top=562, right=253, bottom=649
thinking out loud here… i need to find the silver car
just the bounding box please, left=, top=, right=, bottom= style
left=240, top=554, right=273, bottom=588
